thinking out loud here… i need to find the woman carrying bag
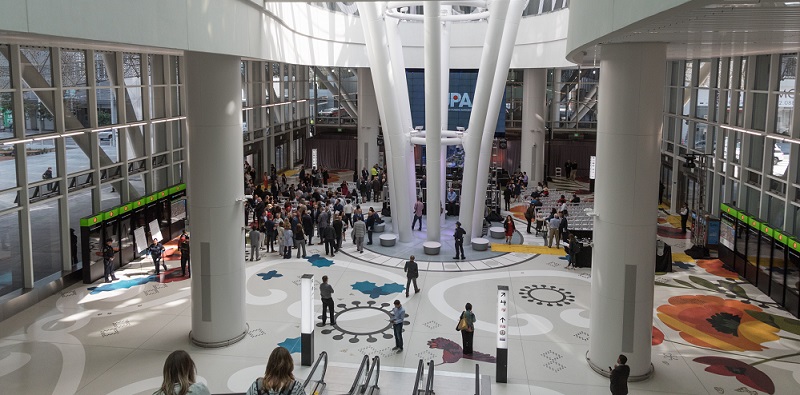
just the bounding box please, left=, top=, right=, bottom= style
left=456, top=303, right=476, bottom=355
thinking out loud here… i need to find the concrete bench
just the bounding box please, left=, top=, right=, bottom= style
left=373, top=223, right=386, bottom=233
left=489, top=226, right=505, bottom=239
left=471, top=238, right=489, bottom=251
left=423, top=241, right=441, bottom=255
left=379, top=234, right=397, bottom=247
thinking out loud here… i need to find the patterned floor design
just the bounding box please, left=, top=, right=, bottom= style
left=1, top=176, right=798, bottom=394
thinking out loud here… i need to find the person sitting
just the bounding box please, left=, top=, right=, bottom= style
left=246, top=347, right=306, bottom=395
left=153, top=350, right=211, bottom=395
left=571, top=193, right=580, bottom=203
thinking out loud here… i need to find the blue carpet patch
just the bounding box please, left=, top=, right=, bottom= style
left=257, top=270, right=283, bottom=281
left=88, top=276, right=158, bottom=294
left=673, top=261, right=695, bottom=270
left=307, top=254, right=335, bottom=268
left=352, top=281, right=405, bottom=299
left=278, top=336, right=302, bottom=354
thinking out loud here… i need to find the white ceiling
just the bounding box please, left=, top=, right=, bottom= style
left=575, top=0, right=800, bottom=63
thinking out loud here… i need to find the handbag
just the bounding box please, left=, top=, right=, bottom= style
left=456, top=312, right=469, bottom=331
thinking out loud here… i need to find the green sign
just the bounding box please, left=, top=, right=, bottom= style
left=103, top=207, right=120, bottom=221
left=720, top=203, right=738, bottom=218
left=774, top=230, right=790, bottom=246
left=760, top=223, right=774, bottom=237
left=80, top=213, right=103, bottom=227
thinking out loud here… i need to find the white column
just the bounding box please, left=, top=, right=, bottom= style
left=185, top=51, right=248, bottom=347
left=424, top=1, right=442, bottom=241
left=358, top=2, right=415, bottom=242
left=457, top=0, right=511, bottom=241
left=521, top=69, right=547, bottom=185
left=358, top=69, right=380, bottom=173
left=587, top=43, right=666, bottom=380
left=471, top=0, right=526, bottom=238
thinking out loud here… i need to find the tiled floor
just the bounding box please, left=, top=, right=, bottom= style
left=1, top=197, right=799, bottom=395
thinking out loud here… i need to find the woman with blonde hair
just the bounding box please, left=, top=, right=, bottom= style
left=246, top=346, right=306, bottom=395
left=153, top=350, right=210, bottom=395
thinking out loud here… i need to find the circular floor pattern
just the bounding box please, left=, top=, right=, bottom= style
left=519, top=284, right=575, bottom=307
left=318, top=300, right=409, bottom=343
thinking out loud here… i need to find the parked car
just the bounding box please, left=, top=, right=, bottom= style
left=773, top=143, right=785, bottom=165
left=97, top=129, right=114, bottom=142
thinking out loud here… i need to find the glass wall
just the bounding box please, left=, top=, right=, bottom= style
left=0, top=44, right=185, bottom=299
left=662, top=53, right=799, bottom=235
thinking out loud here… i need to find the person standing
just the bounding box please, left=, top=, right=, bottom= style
left=332, top=214, right=344, bottom=252
left=446, top=188, right=458, bottom=216
left=453, top=221, right=466, bottom=260
left=457, top=303, right=476, bottom=355
left=547, top=212, right=561, bottom=248
left=366, top=207, right=377, bottom=245
left=524, top=202, right=536, bottom=234
left=323, top=224, right=336, bottom=258
left=343, top=199, right=353, bottom=227
left=99, top=238, right=119, bottom=283
left=609, top=354, right=630, bottom=395
left=503, top=183, right=512, bottom=211
left=42, top=166, right=54, bottom=191
left=282, top=223, right=294, bottom=259
left=679, top=203, right=689, bottom=233
left=264, top=216, right=276, bottom=252
left=404, top=255, right=420, bottom=297
left=179, top=233, right=191, bottom=276
left=391, top=300, right=405, bottom=353
left=148, top=238, right=167, bottom=275
left=566, top=233, right=579, bottom=270
left=320, top=275, right=335, bottom=325
left=294, top=224, right=307, bottom=259
left=249, top=224, right=261, bottom=261
left=302, top=210, right=314, bottom=246
left=70, top=228, right=79, bottom=266
left=503, top=215, right=516, bottom=244
left=559, top=210, right=570, bottom=244
left=353, top=217, right=366, bottom=253
left=153, top=350, right=211, bottom=395
left=411, top=198, right=424, bottom=231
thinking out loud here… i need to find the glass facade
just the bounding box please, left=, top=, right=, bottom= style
left=661, top=54, right=799, bottom=234
left=0, top=46, right=311, bottom=300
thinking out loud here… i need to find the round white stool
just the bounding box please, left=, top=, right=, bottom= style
left=489, top=226, right=505, bottom=239
left=379, top=234, right=397, bottom=247
left=373, top=223, right=386, bottom=233
left=471, top=238, right=489, bottom=251
left=423, top=241, right=441, bottom=255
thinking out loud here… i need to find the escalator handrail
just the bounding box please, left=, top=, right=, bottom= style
left=302, top=351, right=329, bottom=392
left=411, top=359, right=424, bottom=395
left=364, top=355, right=380, bottom=394
left=474, top=364, right=480, bottom=395
left=347, top=355, right=370, bottom=395
left=424, top=360, right=435, bottom=395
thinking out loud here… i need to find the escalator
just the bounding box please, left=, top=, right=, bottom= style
left=411, top=359, right=435, bottom=395
left=347, top=355, right=381, bottom=395
left=302, top=351, right=329, bottom=395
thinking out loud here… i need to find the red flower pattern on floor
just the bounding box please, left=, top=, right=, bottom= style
left=652, top=326, right=664, bottom=345
left=427, top=337, right=496, bottom=364
left=696, top=259, right=739, bottom=280
left=657, top=295, right=779, bottom=351
left=694, top=356, right=775, bottom=394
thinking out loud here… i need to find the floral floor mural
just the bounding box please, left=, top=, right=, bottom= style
left=655, top=258, right=800, bottom=394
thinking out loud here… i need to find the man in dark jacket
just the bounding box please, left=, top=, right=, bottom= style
left=366, top=207, right=377, bottom=245
left=609, top=354, right=630, bottom=395
left=404, top=255, right=420, bottom=297
left=559, top=210, right=569, bottom=243
left=332, top=214, right=344, bottom=252
left=323, top=225, right=337, bottom=257
left=302, top=211, right=315, bottom=246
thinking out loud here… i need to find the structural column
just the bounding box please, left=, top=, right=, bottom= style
left=521, top=69, right=547, bottom=185
left=185, top=51, right=248, bottom=348
left=424, top=1, right=443, bottom=240
left=357, top=68, right=380, bottom=173
left=587, top=43, right=666, bottom=379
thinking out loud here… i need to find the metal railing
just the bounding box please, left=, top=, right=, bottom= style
left=424, top=360, right=435, bottom=395
left=364, top=356, right=381, bottom=395
left=302, top=351, right=328, bottom=395
left=474, top=364, right=480, bottom=395
left=348, top=355, right=370, bottom=395
left=411, top=359, right=424, bottom=395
